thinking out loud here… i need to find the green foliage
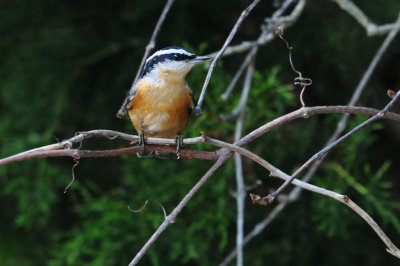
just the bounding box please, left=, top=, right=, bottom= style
left=331, top=161, right=400, bottom=232
left=310, top=119, right=396, bottom=239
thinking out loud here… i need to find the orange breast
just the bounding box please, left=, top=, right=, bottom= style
left=127, top=78, right=194, bottom=138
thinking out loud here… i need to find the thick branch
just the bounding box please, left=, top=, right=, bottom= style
left=1, top=106, right=400, bottom=167
left=0, top=146, right=218, bottom=165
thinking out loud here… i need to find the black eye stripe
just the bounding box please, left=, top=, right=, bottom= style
left=140, top=52, right=196, bottom=77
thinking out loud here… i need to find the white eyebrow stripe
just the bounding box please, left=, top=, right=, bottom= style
left=146, top=49, right=194, bottom=62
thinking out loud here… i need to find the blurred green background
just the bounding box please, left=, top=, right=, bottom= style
left=1, top=0, right=400, bottom=265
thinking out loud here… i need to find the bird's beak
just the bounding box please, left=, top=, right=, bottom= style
left=191, top=55, right=211, bottom=63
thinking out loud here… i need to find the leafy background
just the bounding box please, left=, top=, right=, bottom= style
left=1, top=0, right=400, bottom=265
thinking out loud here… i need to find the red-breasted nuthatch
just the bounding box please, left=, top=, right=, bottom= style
left=123, top=46, right=210, bottom=157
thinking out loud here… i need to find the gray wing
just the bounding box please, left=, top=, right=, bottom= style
left=185, top=82, right=196, bottom=114
left=123, top=82, right=139, bottom=110
left=116, top=82, right=139, bottom=118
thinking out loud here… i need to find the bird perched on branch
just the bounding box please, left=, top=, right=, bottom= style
left=122, top=46, right=210, bottom=158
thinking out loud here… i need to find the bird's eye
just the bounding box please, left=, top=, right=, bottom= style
left=173, top=54, right=181, bottom=60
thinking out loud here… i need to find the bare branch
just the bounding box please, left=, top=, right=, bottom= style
left=256, top=13, right=400, bottom=202
left=232, top=60, right=255, bottom=266
left=1, top=106, right=400, bottom=167
left=219, top=201, right=287, bottom=266
left=207, top=0, right=306, bottom=59
left=220, top=53, right=257, bottom=121
left=220, top=47, right=258, bottom=102
left=128, top=156, right=228, bottom=266
left=194, top=0, right=262, bottom=116
left=214, top=15, right=400, bottom=261
left=218, top=98, right=400, bottom=265
left=333, top=0, right=399, bottom=36
left=0, top=146, right=218, bottom=166
left=256, top=90, right=400, bottom=203
left=218, top=0, right=294, bottom=101
left=6, top=104, right=396, bottom=170
left=2, top=104, right=400, bottom=264
left=264, top=0, right=306, bottom=29
left=205, top=134, right=400, bottom=260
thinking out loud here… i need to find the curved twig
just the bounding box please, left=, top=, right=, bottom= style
left=333, top=0, right=399, bottom=36
left=1, top=106, right=400, bottom=167
left=220, top=11, right=400, bottom=262
left=1, top=104, right=400, bottom=263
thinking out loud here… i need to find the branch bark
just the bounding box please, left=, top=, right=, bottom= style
left=1, top=106, right=400, bottom=167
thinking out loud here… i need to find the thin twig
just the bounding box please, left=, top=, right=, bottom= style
left=1, top=106, right=400, bottom=167
left=234, top=125, right=245, bottom=266
left=276, top=26, right=312, bottom=107
left=333, top=0, right=398, bottom=36
left=264, top=0, right=306, bottom=28
left=116, top=0, right=176, bottom=118
left=1, top=104, right=400, bottom=262
left=219, top=0, right=301, bottom=103
left=257, top=90, right=400, bottom=204
left=128, top=156, right=228, bottom=265
left=220, top=53, right=257, bottom=121
left=232, top=61, right=255, bottom=266
left=128, top=199, right=168, bottom=220
left=206, top=0, right=306, bottom=59
left=272, top=0, right=295, bottom=18
left=348, top=11, right=400, bottom=107
left=202, top=136, right=400, bottom=260
left=219, top=202, right=286, bottom=266
left=64, top=159, right=79, bottom=193
left=220, top=47, right=258, bottom=102
left=221, top=14, right=400, bottom=264
left=194, top=0, right=262, bottom=116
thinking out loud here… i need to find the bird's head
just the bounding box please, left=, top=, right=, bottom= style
left=140, top=46, right=210, bottom=80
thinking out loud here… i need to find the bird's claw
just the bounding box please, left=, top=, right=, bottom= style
left=139, top=132, right=146, bottom=147
left=175, top=135, right=183, bottom=159
left=137, top=131, right=148, bottom=156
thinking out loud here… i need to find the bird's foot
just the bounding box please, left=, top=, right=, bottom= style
left=175, top=135, right=184, bottom=159
left=136, top=131, right=150, bottom=158
left=139, top=131, right=146, bottom=148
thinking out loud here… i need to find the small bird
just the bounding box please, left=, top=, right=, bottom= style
left=123, top=46, right=210, bottom=158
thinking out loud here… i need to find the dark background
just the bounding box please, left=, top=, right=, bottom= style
left=1, top=0, right=400, bottom=265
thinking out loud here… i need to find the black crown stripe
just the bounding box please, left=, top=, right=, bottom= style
left=140, top=47, right=196, bottom=78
